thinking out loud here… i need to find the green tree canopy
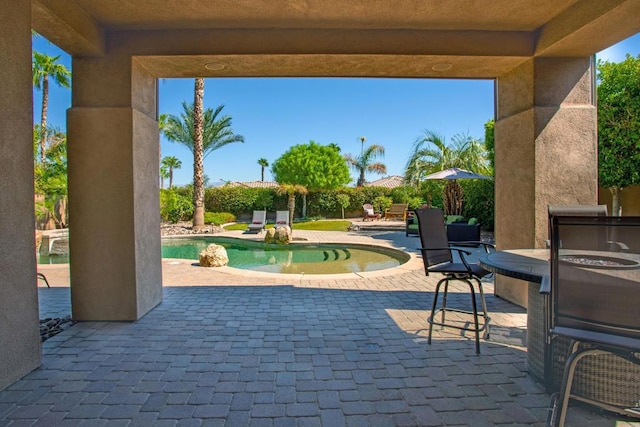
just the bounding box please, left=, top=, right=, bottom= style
left=597, top=54, right=640, bottom=215
left=34, top=127, right=67, bottom=196
left=272, top=141, right=351, bottom=218
left=272, top=141, right=351, bottom=190
left=34, top=127, right=68, bottom=229
left=484, top=119, right=495, bottom=173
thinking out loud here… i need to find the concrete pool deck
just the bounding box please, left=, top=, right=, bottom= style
left=4, top=228, right=629, bottom=425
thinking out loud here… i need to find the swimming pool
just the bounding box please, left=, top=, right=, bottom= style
left=38, top=236, right=410, bottom=274
left=162, top=236, right=409, bottom=274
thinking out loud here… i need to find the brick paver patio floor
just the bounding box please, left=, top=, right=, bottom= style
left=1, top=228, right=630, bottom=426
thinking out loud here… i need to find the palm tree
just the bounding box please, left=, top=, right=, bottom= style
left=161, top=156, right=182, bottom=189
left=258, top=158, right=269, bottom=181
left=404, top=130, right=490, bottom=215
left=159, top=165, right=169, bottom=189
left=162, top=102, right=245, bottom=158
left=161, top=82, right=244, bottom=229
left=404, top=130, right=490, bottom=187
left=191, top=78, right=205, bottom=228
left=276, top=184, right=308, bottom=227
left=32, top=52, right=71, bottom=163
left=344, top=140, right=387, bottom=187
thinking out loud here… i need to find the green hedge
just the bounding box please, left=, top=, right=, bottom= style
left=460, top=179, right=494, bottom=231
left=164, top=182, right=496, bottom=228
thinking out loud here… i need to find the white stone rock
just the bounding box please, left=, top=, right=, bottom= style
left=198, top=243, right=229, bottom=267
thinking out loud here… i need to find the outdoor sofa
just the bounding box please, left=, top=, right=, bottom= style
left=406, top=212, right=481, bottom=245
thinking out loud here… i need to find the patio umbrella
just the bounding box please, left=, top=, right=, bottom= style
left=423, top=168, right=491, bottom=181
left=423, top=168, right=491, bottom=216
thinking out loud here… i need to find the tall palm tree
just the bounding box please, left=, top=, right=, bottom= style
left=161, top=84, right=244, bottom=229
left=161, top=156, right=182, bottom=189
left=344, top=142, right=387, bottom=187
left=258, top=158, right=269, bottom=181
left=32, top=52, right=71, bottom=163
left=192, top=78, right=205, bottom=229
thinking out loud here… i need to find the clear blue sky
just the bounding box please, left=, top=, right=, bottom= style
left=34, top=33, right=640, bottom=187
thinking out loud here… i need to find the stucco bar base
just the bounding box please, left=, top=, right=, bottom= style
left=67, top=107, right=163, bottom=320
left=0, top=0, right=42, bottom=390
left=494, top=57, right=597, bottom=307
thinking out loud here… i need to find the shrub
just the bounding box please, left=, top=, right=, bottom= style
left=374, top=195, right=393, bottom=214
left=204, top=212, right=236, bottom=225
left=461, top=179, right=495, bottom=231
left=205, top=186, right=276, bottom=215
left=418, top=181, right=445, bottom=208
left=160, top=189, right=193, bottom=223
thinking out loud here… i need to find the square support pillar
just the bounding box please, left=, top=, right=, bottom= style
left=0, top=1, right=42, bottom=390
left=67, top=57, right=162, bottom=320
left=494, top=57, right=598, bottom=307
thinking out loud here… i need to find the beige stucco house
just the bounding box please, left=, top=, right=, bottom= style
left=1, top=0, right=639, bottom=391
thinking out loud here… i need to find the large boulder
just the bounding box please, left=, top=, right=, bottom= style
left=265, top=225, right=292, bottom=245
left=198, top=243, right=229, bottom=267
left=264, top=227, right=277, bottom=244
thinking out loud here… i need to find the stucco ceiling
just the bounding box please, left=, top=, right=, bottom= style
left=48, top=0, right=579, bottom=31
left=31, top=0, right=640, bottom=78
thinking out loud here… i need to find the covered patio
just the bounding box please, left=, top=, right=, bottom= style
left=2, top=1, right=640, bottom=422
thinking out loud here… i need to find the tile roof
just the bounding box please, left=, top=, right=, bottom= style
left=364, top=175, right=405, bottom=189
left=226, top=181, right=279, bottom=188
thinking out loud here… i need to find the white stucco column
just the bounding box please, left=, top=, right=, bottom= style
left=67, top=55, right=162, bottom=320
left=494, top=57, right=598, bottom=307
left=0, top=1, right=42, bottom=390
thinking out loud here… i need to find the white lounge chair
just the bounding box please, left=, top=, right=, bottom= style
left=247, top=210, right=267, bottom=233
left=275, top=210, right=289, bottom=227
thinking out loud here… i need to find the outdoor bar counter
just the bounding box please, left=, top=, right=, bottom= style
left=480, top=249, right=640, bottom=409
left=479, top=249, right=552, bottom=386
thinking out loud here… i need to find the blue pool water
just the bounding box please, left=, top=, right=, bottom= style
left=38, top=236, right=409, bottom=274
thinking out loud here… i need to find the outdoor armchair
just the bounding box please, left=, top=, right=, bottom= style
left=362, top=204, right=380, bottom=221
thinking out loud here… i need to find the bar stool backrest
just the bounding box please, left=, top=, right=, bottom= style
left=547, top=205, right=608, bottom=249
left=550, top=215, right=640, bottom=341
left=414, top=208, right=452, bottom=269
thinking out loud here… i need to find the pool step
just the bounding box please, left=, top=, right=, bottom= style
left=322, top=248, right=351, bottom=262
